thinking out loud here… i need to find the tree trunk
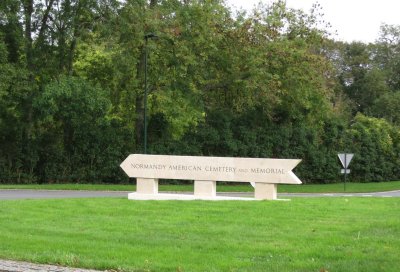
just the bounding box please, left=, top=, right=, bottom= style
left=23, top=0, right=33, bottom=71
left=22, top=0, right=34, bottom=141
left=150, top=0, right=158, bottom=7
left=67, top=0, right=83, bottom=75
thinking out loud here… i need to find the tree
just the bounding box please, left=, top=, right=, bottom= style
left=33, top=76, right=131, bottom=182
left=370, top=92, right=400, bottom=125
left=336, top=42, right=388, bottom=114
left=345, top=114, right=400, bottom=182
left=375, top=24, right=400, bottom=90
left=2, top=0, right=399, bottom=184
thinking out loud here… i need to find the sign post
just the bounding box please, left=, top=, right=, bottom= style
left=338, top=153, right=354, bottom=191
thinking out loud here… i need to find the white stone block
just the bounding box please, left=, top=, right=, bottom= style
left=254, top=183, right=277, bottom=200
left=194, top=180, right=216, bottom=197
left=136, top=178, right=158, bottom=194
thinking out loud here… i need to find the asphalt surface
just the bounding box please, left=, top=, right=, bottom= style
left=0, top=189, right=399, bottom=200
left=0, top=189, right=128, bottom=200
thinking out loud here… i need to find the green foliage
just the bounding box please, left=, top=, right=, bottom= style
left=376, top=24, right=400, bottom=90
left=0, top=38, right=7, bottom=63
left=370, top=92, right=400, bottom=125
left=32, top=77, right=132, bottom=183
left=338, top=42, right=389, bottom=113
left=153, top=108, right=344, bottom=183
left=0, top=55, right=34, bottom=183
left=345, top=114, right=400, bottom=182
left=1, top=0, right=400, bottom=184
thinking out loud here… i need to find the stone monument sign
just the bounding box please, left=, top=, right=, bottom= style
left=120, top=154, right=301, bottom=200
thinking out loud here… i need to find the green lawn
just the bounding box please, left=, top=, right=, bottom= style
left=0, top=198, right=399, bottom=271
left=1, top=180, right=400, bottom=193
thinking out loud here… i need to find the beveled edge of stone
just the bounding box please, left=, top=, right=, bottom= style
left=127, top=192, right=291, bottom=201
left=128, top=192, right=255, bottom=201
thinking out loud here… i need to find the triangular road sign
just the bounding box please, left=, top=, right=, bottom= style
left=338, top=153, right=354, bottom=168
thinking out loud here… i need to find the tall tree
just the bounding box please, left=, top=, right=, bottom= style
left=375, top=24, right=400, bottom=90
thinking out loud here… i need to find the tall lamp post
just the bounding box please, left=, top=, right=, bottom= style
left=144, top=33, right=158, bottom=154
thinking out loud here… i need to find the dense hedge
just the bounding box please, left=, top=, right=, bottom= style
left=1, top=78, right=399, bottom=184
left=149, top=110, right=400, bottom=183
left=0, top=77, right=132, bottom=184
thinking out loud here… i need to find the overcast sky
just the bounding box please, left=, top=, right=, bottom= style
left=225, top=0, right=400, bottom=43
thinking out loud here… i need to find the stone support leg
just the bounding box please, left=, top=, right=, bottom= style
left=254, top=183, right=277, bottom=200
left=136, top=178, right=159, bottom=194
left=194, top=180, right=216, bottom=198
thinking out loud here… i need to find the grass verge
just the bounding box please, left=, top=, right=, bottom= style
left=1, top=180, right=400, bottom=193
left=0, top=198, right=399, bottom=271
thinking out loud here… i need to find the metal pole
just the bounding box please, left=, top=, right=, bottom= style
left=344, top=154, right=347, bottom=192
left=143, top=33, right=158, bottom=154
left=144, top=37, right=148, bottom=154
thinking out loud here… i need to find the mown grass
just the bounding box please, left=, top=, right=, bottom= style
left=0, top=198, right=399, bottom=271
left=1, top=180, right=400, bottom=193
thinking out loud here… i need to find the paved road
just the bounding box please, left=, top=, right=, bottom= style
left=0, top=189, right=128, bottom=200
left=281, top=190, right=400, bottom=198
left=1, top=189, right=399, bottom=200
left=219, top=191, right=400, bottom=198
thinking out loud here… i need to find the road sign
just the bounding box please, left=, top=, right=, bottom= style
left=338, top=153, right=354, bottom=192
left=341, top=169, right=351, bottom=174
left=338, top=153, right=354, bottom=168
